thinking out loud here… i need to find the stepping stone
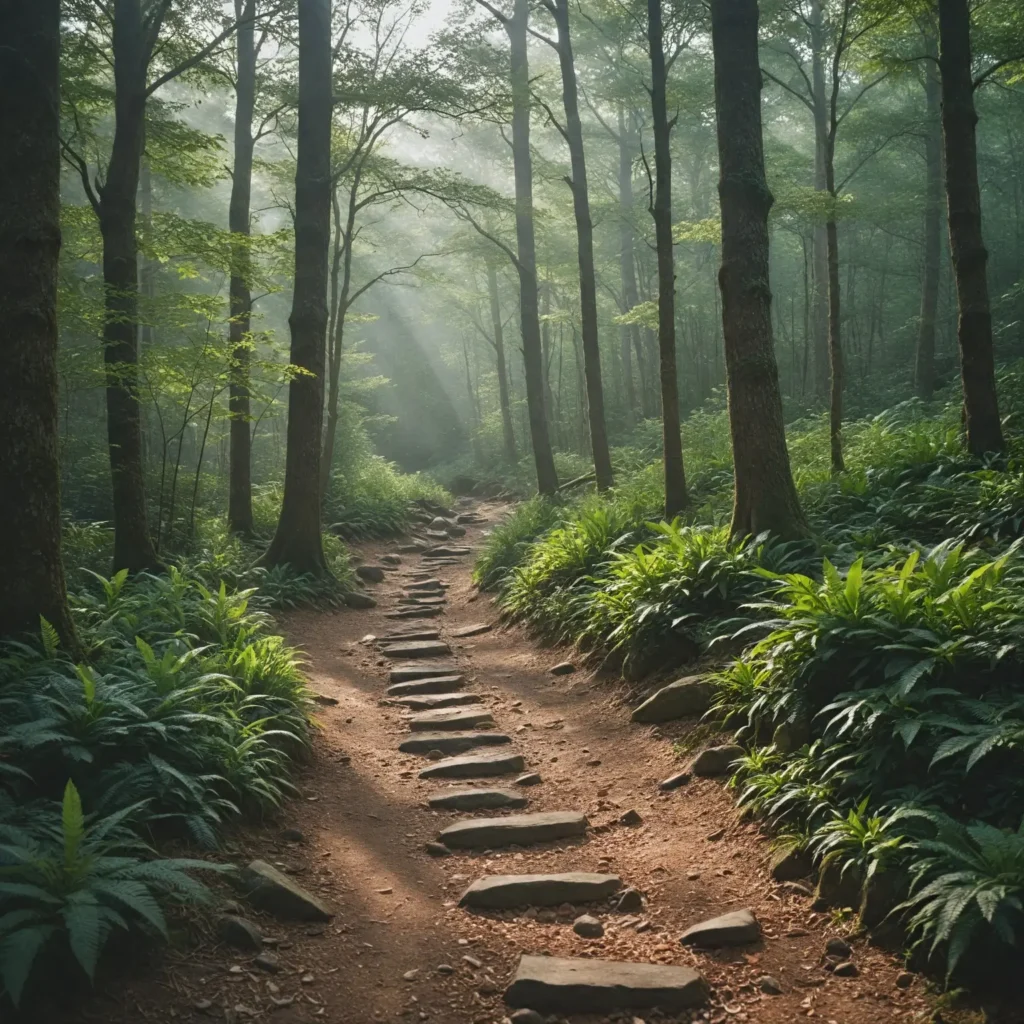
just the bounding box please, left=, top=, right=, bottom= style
left=355, top=565, right=385, bottom=583
left=381, top=640, right=452, bottom=659
left=451, top=623, right=493, bottom=638
left=447, top=524, right=467, bottom=537
left=395, top=543, right=427, bottom=553
left=406, top=579, right=446, bottom=591
left=427, top=789, right=528, bottom=812
left=390, top=692, right=481, bottom=710
left=239, top=860, right=333, bottom=922
left=387, top=675, right=466, bottom=696
left=407, top=706, right=495, bottom=731
left=386, top=607, right=443, bottom=619
left=504, top=955, right=707, bottom=1014
left=459, top=873, right=621, bottom=910
left=439, top=811, right=588, bottom=849
left=400, top=731, right=511, bottom=755
left=378, top=629, right=440, bottom=643
left=680, top=908, right=760, bottom=947
left=389, top=664, right=460, bottom=683
left=399, top=595, right=447, bottom=605
left=691, top=744, right=745, bottom=777
left=631, top=676, right=716, bottom=724
left=424, top=546, right=471, bottom=557
left=419, top=751, right=525, bottom=779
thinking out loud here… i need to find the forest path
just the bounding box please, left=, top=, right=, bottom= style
left=76, top=501, right=926, bottom=1024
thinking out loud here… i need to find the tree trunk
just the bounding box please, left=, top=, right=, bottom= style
left=487, top=262, right=518, bottom=463
left=505, top=0, right=559, bottom=495
left=647, top=0, right=688, bottom=517
left=915, top=32, right=942, bottom=400
left=937, top=0, right=1004, bottom=455
left=617, top=106, right=639, bottom=425
left=101, top=0, right=162, bottom=572
left=228, top=0, right=256, bottom=535
left=824, top=9, right=844, bottom=474
left=550, top=0, right=613, bottom=489
left=0, top=0, right=79, bottom=650
left=261, top=0, right=332, bottom=572
left=711, top=0, right=805, bottom=539
left=810, top=0, right=830, bottom=402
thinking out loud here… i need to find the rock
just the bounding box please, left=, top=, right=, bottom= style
left=386, top=607, right=443, bottom=619
left=504, top=955, right=708, bottom=1014
left=406, top=578, right=446, bottom=591
left=515, top=772, right=542, bottom=787
left=549, top=661, right=575, bottom=676
left=614, top=888, right=644, bottom=913
left=380, top=554, right=402, bottom=565
left=451, top=622, right=493, bottom=638
left=381, top=640, right=452, bottom=660
left=679, top=909, right=760, bottom=948
left=400, top=731, right=511, bottom=755
left=428, top=789, right=528, bottom=812
left=690, top=744, right=744, bottom=777
left=398, top=595, right=447, bottom=606
left=407, top=706, right=495, bottom=731
left=254, top=952, right=281, bottom=974
left=429, top=517, right=451, bottom=530
left=440, top=811, right=588, bottom=849
left=312, top=693, right=339, bottom=706
left=832, top=961, right=859, bottom=978
left=425, top=842, right=451, bottom=857
left=426, top=749, right=445, bottom=760
left=758, top=975, right=783, bottom=995
left=780, top=881, right=814, bottom=897
left=459, top=873, right=621, bottom=910
left=396, top=543, right=427, bottom=554
left=280, top=828, right=304, bottom=843
left=391, top=692, right=480, bottom=711
left=343, top=591, right=377, bottom=609
left=825, top=937, right=852, bottom=959
left=619, top=809, right=643, bottom=827
left=423, top=546, right=471, bottom=557
left=813, top=857, right=863, bottom=912
left=770, top=845, right=814, bottom=882
left=896, top=971, right=913, bottom=990
left=573, top=914, right=604, bottom=938
left=355, top=565, right=386, bottom=583
left=403, top=969, right=419, bottom=981
left=217, top=915, right=263, bottom=952
left=659, top=770, right=691, bottom=792
left=387, top=674, right=466, bottom=696
left=630, top=677, right=716, bottom=724
left=389, top=664, right=460, bottom=683
left=509, top=1010, right=545, bottom=1024
left=379, top=629, right=441, bottom=643
left=239, top=861, right=333, bottom=922
left=436, top=964, right=454, bottom=975
left=859, top=866, right=909, bottom=934
left=419, top=751, right=526, bottom=779
left=772, top=719, right=810, bottom=754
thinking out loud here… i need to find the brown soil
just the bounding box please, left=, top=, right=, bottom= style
left=58, top=502, right=974, bottom=1024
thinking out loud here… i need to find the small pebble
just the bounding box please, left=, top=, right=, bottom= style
left=573, top=914, right=604, bottom=938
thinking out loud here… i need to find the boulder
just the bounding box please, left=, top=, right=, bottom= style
left=239, top=861, right=333, bottom=922
left=690, top=744, right=744, bottom=777
left=631, top=677, right=716, bottom=724
left=680, top=908, right=760, bottom=948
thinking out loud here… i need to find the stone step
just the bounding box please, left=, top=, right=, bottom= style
left=459, top=872, right=621, bottom=910
left=424, top=546, right=471, bottom=558
left=398, top=596, right=447, bottom=606
left=400, top=731, right=511, bottom=755
left=406, top=579, right=447, bottom=591
left=408, top=707, right=495, bottom=731
left=389, top=692, right=481, bottom=710
left=387, top=675, right=465, bottom=696
left=439, top=811, right=588, bottom=850
left=378, top=629, right=440, bottom=643
left=427, top=789, right=528, bottom=812
left=389, top=664, right=460, bottom=684
left=419, top=751, right=525, bottom=779
left=381, top=640, right=452, bottom=660
left=385, top=608, right=443, bottom=620
left=451, top=623, right=493, bottom=638
left=505, top=955, right=707, bottom=1015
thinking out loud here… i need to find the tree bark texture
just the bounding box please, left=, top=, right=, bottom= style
left=616, top=108, right=642, bottom=423
left=810, top=0, right=830, bottom=401
left=647, top=0, right=688, bottom=518
left=487, top=262, right=518, bottom=463
left=261, top=0, right=332, bottom=572
left=550, top=0, right=613, bottom=490
left=937, top=0, right=1004, bottom=455
left=0, top=0, right=79, bottom=649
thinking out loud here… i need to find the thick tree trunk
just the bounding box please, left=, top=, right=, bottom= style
left=647, top=0, right=688, bottom=518
left=711, top=0, right=804, bottom=540
left=0, top=0, right=79, bottom=649
left=937, top=0, right=1003, bottom=455
left=810, top=0, right=830, bottom=401
left=617, top=107, right=639, bottom=425
left=550, top=0, right=613, bottom=489
left=915, top=37, right=942, bottom=401
left=506, top=0, right=559, bottom=495
left=261, top=0, right=332, bottom=572
left=228, top=0, right=256, bottom=535
left=487, top=262, right=518, bottom=463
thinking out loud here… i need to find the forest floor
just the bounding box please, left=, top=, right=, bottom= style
left=61, top=502, right=953, bottom=1024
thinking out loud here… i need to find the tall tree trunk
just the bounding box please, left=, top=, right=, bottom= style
left=0, top=0, right=79, bottom=649
left=810, top=0, right=830, bottom=401
left=487, top=262, right=518, bottom=463
left=711, top=0, right=805, bottom=540
left=101, top=0, right=161, bottom=572
left=506, top=0, right=559, bottom=495
left=647, top=0, right=688, bottom=517
left=915, top=30, right=942, bottom=400
left=617, top=106, right=639, bottom=425
left=937, top=0, right=1003, bottom=455
left=261, top=0, right=332, bottom=572
left=550, top=0, right=613, bottom=489
left=228, top=0, right=256, bottom=535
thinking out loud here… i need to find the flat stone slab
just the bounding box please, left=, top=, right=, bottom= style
left=378, top=629, right=440, bottom=643
left=406, top=579, right=446, bottom=591
left=408, top=706, right=495, bottom=731
left=428, top=789, right=528, bottom=812
left=439, top=811, right=588, bottom=849
left=631, top=676, right=716, bottom=724
left=424, top=546, right=471, bottom=557
left=400, top=731, right=511, bottom=755
left=505, top=955, right=707, bottom=1014
left=385, top=608, right=443, bottom=620
left=419, top=751, right=525, bottom=779
left=399, top=595, right=447, bottom=605
left=680, top=908, right=760, bottom=947
left=381, top=640, right=452, bottom=659
left=459, top=873, right=621, bottom=910
left=390, top=692, right=481, bottom=710
left=389, top=664, right=460, bottom=684
left=387, top=675, right=466, bottom=696
left=240, top=860, right=333, bottom=922
left=451, top=623, right=493, bottom=638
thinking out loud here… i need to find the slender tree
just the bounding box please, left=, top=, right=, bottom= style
left=487, top=261, right=519, bottom=464
left=261, top=0, right=333, bottom=572
left=0, top=0, right=79, bottom=649
left=711, top=0, right=806, bottom=539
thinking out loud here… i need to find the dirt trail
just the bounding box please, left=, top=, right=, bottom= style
left=72, top=502, right=931, bottom=1024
